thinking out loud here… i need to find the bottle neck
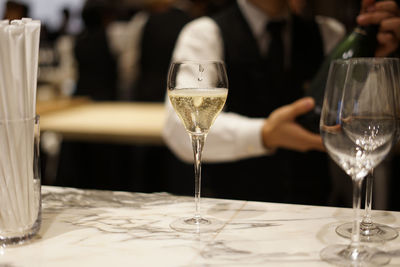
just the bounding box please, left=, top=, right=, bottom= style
left=356, top=24, right=379, bottom=36
left=356, top=24, right=379, bottom=55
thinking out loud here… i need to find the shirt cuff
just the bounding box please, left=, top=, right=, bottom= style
left=233, top=117, right=275, bottom=159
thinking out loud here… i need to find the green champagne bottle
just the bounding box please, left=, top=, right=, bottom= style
left=298, top=24, right=378, bottom=133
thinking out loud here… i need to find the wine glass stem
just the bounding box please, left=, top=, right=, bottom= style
left=350, top=178, right=363, bottom=247
left=363, top=170, right=374, bottom=225
left=190, top=133, right=205, bottom=221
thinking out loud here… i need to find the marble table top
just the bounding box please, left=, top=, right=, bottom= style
left=1, top=186, right=400, bottom=266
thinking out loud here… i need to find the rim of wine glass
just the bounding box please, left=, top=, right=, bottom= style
left=167, top=60, right=229, bottom=90
left=170, top=59, right=226, bottom=65
left=333, top=57, right=400, bottom=64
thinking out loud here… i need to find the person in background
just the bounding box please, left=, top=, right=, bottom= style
left=58, top=8, right=71, bottom=37
left=162, top=0, right=400, bottom=205
left=74, top=0, right=118, bottom=101
left=131, top=0, right=192, bottom=102
left=54, top=0, right=135, bottom=192
left=107, top=0, right=192, bottom=195
left=107, top=0, right=233, bottom=101
left=104, top=0, right=234, bottom=195
left=55, top=0, right=233, bottom=193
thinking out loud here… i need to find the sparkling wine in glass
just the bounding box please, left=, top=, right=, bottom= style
left=167, top=60, right=228, bottom=233
left=320, top=58, right=396, bottom=265
left=335, top=58, right=400, bottom=242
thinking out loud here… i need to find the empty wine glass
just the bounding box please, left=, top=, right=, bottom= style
left=167, top=60, right=228, bottom=233
left=320, top=58, right=397, bottom=265
left=336, top=58, right=400, bottom=242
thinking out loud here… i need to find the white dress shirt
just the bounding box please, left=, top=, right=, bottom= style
left=162, top=0, right=346, bottom=163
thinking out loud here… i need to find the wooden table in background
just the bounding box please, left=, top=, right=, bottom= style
left=37, top=99, right=166, bottom=145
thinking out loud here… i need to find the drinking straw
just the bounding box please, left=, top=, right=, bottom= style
left=21, top=19, right=41, bottom=223
left=11, top=20, right=34, bottom=224
left=8, top=23, right=30, bottom=226
left=24, top=20, right=40, bottom=117
left=0, top=22, right=12, bottom=119
left=24, top=20, right=41, bottom=224
left=0, top=22, right=24, bottom=227
left=0, top=22, right=17, bottom=229
left=0, top=128, right=19, bottom=229
left=0, top=22, right=19, bottom=229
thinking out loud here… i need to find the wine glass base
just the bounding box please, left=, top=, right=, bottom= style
left=320, top=244, right=390, bottom=266
left=336, top=222, right=399, bottom=242
left=170, top=217, right=223, bottom=234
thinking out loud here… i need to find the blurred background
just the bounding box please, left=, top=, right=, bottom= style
left=0, top=0, right=363, bottom=102
left=1, top=0, right=399, bottom=211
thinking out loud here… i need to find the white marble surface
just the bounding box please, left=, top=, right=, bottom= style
left=1, top=186, right=400, bottom=266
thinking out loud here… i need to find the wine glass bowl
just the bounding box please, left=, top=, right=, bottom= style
left=335, top=57, right=400, bottom=243
left=320, top=58, right=397, bottom=266
left=167, top=60, right=228, bottom=233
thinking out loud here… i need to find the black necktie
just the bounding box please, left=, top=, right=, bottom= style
left=266, top=20, right=285, bottom=72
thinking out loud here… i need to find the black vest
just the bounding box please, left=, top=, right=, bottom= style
left=214, top=4, right=324, bottom=116
left=202, top=4, right=330, bottom=205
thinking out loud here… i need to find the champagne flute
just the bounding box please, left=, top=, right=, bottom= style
left=336, top=58, right=400, bottom=242
left=320, top=58, right=396, bottom=265
left=167, top=60, right=228, bottom=233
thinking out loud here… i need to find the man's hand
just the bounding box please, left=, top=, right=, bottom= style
left=357, top=0, right=400, bottom=56
left=262, top=97, right=325, bottom=152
